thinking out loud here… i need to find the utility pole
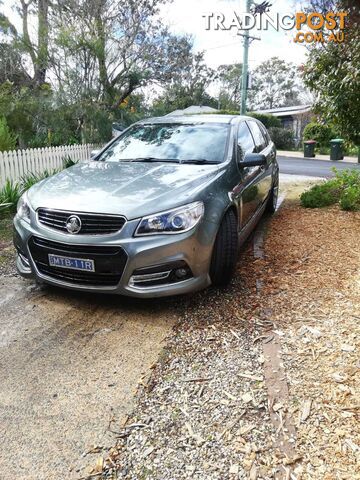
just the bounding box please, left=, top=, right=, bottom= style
left=240, top=0, right=251, bottom=115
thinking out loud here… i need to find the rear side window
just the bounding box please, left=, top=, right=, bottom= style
left=247, top=121, right=267, bottom=152
left=237, top=121, right=256, bottom=159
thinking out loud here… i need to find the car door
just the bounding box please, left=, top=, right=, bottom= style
left=246, top=120, right=274, bottom=203
left=235, top=121, right=263, bottom=228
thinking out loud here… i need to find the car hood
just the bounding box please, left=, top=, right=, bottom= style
left=28, top=161, right=223, bottom=219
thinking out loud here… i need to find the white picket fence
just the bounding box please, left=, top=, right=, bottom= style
left=0, top=144, right=99, bottom=187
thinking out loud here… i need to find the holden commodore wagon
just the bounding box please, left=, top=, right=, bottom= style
left=13, top=114, right=279, bottom=297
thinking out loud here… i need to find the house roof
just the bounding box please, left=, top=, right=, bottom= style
left=140, top=114, right=240, bottom=125
left=255, top=105, right=312, bottom=117
left=165, top=105, right=219, bottom=116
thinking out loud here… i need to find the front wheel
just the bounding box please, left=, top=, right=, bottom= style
left=210, top=210, right=238, bottom=286
left=265, top=174, right=279, bottom=214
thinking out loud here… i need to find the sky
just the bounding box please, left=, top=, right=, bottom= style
left=160, top=0, right=308, bottom=69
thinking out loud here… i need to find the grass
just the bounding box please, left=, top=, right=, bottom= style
left=0, top=214, right=13, bottom=245
left=300, top=168, right=360, bottom=211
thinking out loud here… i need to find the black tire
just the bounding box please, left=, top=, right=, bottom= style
left=265, top=173, right=279, bottom=214
left=210, top=209, right=238, bottom=286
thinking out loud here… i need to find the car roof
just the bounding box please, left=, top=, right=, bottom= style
left=138, top=114, right=252, bottom=125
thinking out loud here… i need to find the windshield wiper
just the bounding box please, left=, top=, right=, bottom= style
left=124, top=157, right=218, bottom=165
left=180, top=159, right=218, bottom=164
left=130, top=157, right=180, bottom=163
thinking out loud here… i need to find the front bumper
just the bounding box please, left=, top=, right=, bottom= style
left=13, top=213, right=217, bottom=298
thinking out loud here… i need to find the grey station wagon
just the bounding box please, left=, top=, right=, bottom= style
left=13, top=115, right=279, bottom=298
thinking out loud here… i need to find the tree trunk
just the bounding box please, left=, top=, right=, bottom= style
left=20, top=0, right=49, bottom=87
left=34, top=0, right=49, bottom=86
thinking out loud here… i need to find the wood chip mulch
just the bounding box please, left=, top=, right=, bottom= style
left=88, top=199, right=359, bottom=480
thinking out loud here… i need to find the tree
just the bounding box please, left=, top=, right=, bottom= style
left=151, top=52, right=217, bottom=115
left=0, top=116, right=17, bottom=151
left=248, top=57, right=302, bottom=110
left=51, top=0, right=195, bottom=111
left=0, top=0, right=51, bottom=88
left=0, top=0, right=199, bottom=146
left=302, top=1, right=360, bottom=145
left=217, top=63, right=242, bottom=111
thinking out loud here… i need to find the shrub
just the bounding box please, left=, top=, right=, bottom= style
left=0, top=117, right=17, bottom=152
left=20, top=170, right=56, bottom=191
left=247, top=112, right=281, bottom=129
left=340, top=185, right=360, bottom=211
left=303, top=122, right=337, bottom=151
left=300, top=180, right=340, bottom=208
left=268, top=127, right=295, bottom=150
left=62, top=155, right=78, bottom=169
left=300, top=168, right=360, bottom=211
left=0, top=179, right=22, bottom=214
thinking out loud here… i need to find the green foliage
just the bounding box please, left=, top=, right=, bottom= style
left=217, top=64, right=242, bottom=111
left=340, top=185, right=360, bottom=211
left=300, top=168, right=360, bottom=211
left=303, top=2, right=360, bottom=145
left=209, top=110, right=239, bottom=115
left=303, top=122, right=337, bottom=151
left=62, top=156, right=78, bottom=169
left=0, top=169, right=59, bottom=213
left=0, top=179, right=22, bottom=214
left=248, top=57, right=302, bottom=110
left=0, top=1, right=198, bottom=148
left=150, top=52, right=217, bottom=116
left=0, top=116, right=17, bottom=151
left=20, top=170, right=56, bottom=191
left=300, top=180, right=340, bottom=208
left=248, top=113, right=281, bottom=129
left=268, top=127, right=295, bottom=150
left=206, top=110, right=283, bottom=130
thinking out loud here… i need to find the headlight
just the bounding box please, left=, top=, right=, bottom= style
left=17, top=193, right=31, bottom=223
left=135, top=201, right=204, bottom=236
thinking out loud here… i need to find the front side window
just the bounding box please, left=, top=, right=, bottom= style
left=258, top=123, right=270, bottom=146
left=237, top=121, right=256, bottom=160
left=96, top=123, right=230, bottom=164
left=247, top=121, right=267, bottom=152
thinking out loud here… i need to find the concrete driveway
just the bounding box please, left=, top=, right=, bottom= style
left=0, top=277, right=176, bottom=479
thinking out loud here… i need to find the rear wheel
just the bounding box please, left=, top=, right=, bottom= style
left=265, top=173, right=279, bottom=214
left=210, top=209, right=238, bottom=286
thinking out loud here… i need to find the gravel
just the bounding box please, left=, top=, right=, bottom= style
left=0, top=245, right=17, bottom=277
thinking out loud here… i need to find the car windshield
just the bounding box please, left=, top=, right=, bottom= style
left=96, top=123, right=230, bottom=164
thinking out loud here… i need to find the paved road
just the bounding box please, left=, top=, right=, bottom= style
left=278, top=156, right=360, bottom=177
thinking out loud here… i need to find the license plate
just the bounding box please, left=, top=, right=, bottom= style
left=48, top=254, right=95, bottom=272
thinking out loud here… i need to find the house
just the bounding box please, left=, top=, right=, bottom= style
left=254, top=105, right=313, bottom=145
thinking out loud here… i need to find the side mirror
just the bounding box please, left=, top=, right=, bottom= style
left=240, top=153, right=266, bottom=168
left=90, top=149, right=100, bottom=159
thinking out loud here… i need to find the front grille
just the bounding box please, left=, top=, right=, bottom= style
left=37, top=208, right=126, bottom=235
left=28, top=236, right=127, bottom=287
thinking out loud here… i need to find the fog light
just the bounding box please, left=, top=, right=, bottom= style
left=175, top=268, right=188, bottom=279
